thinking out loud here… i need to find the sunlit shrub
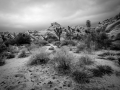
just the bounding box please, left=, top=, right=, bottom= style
left=71, top=70, right=90, bottom=84
left=77, top=55, right=94, bottom=66
left=60, top=40, right=77, bottom=46
left=52, top=50, right=74, bottom=75
left=28, top=52, right=50, bottom=65
left=90, top=65, right=113, bottom=77
left=18, top=50, right=27, bottom=58
left=76, top=42, right=86, bottom=53
left=15, top=33, right=31, bottom=45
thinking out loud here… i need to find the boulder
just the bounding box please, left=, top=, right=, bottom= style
left=108, top=29, right=120, bottom=40
left=105, top=20, right=120, bottom=50
left=106, top=19, right=120, bottom=32
left=110, top=40, right=120, bottom=50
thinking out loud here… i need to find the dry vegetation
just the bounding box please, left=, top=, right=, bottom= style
left=0, top=13, right=120, bottom=90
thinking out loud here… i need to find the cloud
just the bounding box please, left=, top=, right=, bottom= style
left=0, top=0, right=120, bottom=32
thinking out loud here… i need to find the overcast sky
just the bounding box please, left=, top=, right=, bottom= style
left=0, top=0, right=120, bottom=32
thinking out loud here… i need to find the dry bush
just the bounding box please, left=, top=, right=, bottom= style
left=0, top=43, right=7, bottom=54
left=98, top=51, right=117, bottom=61
left=71, top=70, right=90, bottom=84
left=52, top=49, right=74, bottom=75
left=0, top=54, right=6, bottom=66
left=53, top=41, right=61, bottom=48
left=15, top=33, right=31, bottom=45
left=77, top=55, right=94, bottom=67
left=116, top=52, right=120, bottom=56
left=117, top=57, right=120, bottom=65
left=106, top=56, right=116, bottom=61
left=76, top=42, right=86, bottom=53
left=6, top=53, right=15, bottom=59
left=115, top=71, right=120, bottom=76
left=28, top=52, right=50, bottom=65
left=35, top=40, right=49, bottom=46
left=25, top=44, right=39, bottom=53
left=7, top=45, right=19, bottom=54
left=18, top=50, right=27, bottom=58
left=98, top=51, right=115, bottom=57
left=60, top=40, right=77, bottom=46
left=90, top=65, right=113, bottom=77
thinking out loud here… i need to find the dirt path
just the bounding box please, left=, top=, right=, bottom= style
left=0, top=56, right=30, bottom=77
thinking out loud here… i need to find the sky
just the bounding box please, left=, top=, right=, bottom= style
left=0, top=0, right=120, bottom=32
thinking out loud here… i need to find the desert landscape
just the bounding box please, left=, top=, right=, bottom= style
left=0, top=0, right=120, bottom=89
left=0, top=12, right=120, bottom=90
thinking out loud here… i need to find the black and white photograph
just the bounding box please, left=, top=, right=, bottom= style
left=0, top=0, right=120, bottom=90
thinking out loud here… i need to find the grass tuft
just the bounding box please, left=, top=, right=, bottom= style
left=52, top=49, right=74, bottom=75
left=28, top=52, right=50, bottom=65
left=18, top=50, right=27, bottom=58
left=0, top=54, right=6, bottom=66
left=77, top=55, right=94, bottom=66
left=76, top=43, right=86, bottom=53
left=90, top=65, right=113, bottom=77
left=71, top=70, right=90, bottom=84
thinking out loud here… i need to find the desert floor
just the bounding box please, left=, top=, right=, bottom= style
left=0, top=45, right=120, bottom=90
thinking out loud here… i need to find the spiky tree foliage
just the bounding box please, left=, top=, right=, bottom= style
left=85, top=20, right=91, bottom=34
left=54, top=27, right=63, bottom=41
left=86, top=20, right=91, bottom=28
left=65, top=26, right=75, bottom=40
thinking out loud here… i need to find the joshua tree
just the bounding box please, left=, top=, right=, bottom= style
left=54, top=27, right=63, bottom=41
left=65, top=26, right=75, bottom=40
left=85, top=20, right=91, bottom=34
left=86, top=20, right=91, bottom=28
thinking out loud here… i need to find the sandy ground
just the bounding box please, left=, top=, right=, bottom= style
left=0, top=46, right=120, bottom=90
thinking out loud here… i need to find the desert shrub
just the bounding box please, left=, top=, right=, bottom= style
left=47, top=39, right=55, bottom=43
left=53, top=41, right=61, bottom=47
left=106, top=56, right=116, bottom=61
left=0, top=43, right=7, bottom=54
left=83, top=31, right=111, bottom=50
left=71, top=70, right=90, bottom=84
left=45, top=32, right=58, bottom=41
left=7, top=45, right=19, bottom=54
left=18, top=50, right=26, bottom=58
left=60, top=40, right=76, bottom=46
left=117, top=57, right=120, bottom=65
left=77, top=55, right=94, bottom=66
left=0, top=54, right=6, bottom=66
left=28, top=52, right=50, bottom=65
left=36, top=40, right=49, bottom=46
left=116, top=52, right=120, bottom=56
left=4, top=38, right=16, bottom=47
left=15, top=33, right=31, bottom=45
left=90, top=65, right=113, bottom=77
left=98, top=51, right=117, bottom=60
left=6, top=53, right=15, bottom=59
left=95, top=32, right=111, bottom=49
left=76, top=42, right=86, bottom=53
left=98, top=51, right=115, bottom=57
left=72, top=33, right=83, bottom=40
left=115, top=71, right=120, bottom=76
left=24, top=44, right=38, bottom=53
left=52, top=50, right=74, bottom=75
